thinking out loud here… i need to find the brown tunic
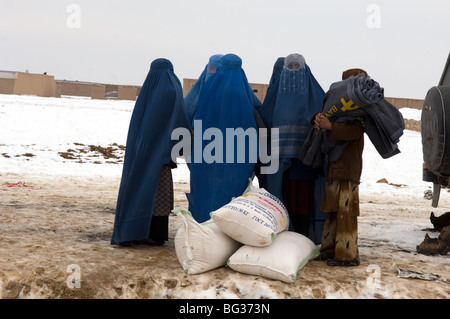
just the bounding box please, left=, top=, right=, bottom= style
left=326, top=122, right=365, bottom=184
left=319, top=123, right=364, bottom=261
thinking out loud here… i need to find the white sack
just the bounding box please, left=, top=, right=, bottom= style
left=227, top=231, right=320, bottom=283
left=210, top=183, right=289, bottom=246
left=174, top=210, right=242, bottom=275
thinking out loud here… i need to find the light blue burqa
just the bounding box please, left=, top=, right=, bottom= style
left=260, top=54, right=327, bottom=244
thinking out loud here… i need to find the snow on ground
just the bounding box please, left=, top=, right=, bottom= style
left=0, top=95, right=433, bottom=205
left=0, top=95, right=448, bottom=300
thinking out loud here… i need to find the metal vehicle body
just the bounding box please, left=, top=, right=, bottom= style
left=421, top=52, right=450, bottom=207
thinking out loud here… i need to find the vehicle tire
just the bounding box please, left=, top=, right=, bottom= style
left=423, top=166, right=438, bottom=183
left=421, top=86, right=450, bottom=176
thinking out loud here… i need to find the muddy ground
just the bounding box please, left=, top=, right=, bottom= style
left=0, top=172, right=448, bottom=300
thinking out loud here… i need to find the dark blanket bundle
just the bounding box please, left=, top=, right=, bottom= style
left=299, top=74, right=405, bottom=168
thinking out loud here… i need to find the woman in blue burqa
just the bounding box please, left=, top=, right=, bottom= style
left=111, top=58, right=191, bottom=246
left=255, top=57, right=285, bottom=130
left=254, top=57, right=285, bottom=189
left=187, top=54, right=258, bottom=223
left=259, top=53, right=327, bottom=243
left=184, top=54, right=224, bottom=128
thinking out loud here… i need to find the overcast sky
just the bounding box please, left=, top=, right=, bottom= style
left=1, top=0, right=449, bottom=99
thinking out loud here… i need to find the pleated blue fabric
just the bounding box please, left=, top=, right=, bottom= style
left=184, top=54, right=224, bottom=127
left=111, top=58, right=190, bottom=245
left=187, top=54, right=258, bottom=223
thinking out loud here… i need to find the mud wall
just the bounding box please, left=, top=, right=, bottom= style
left=14, top=73, right=57, bottom=97
left=0, top=72, right=57, bottom=97
left=57, top=80, right=93, bottom=97
left=385, top=97, right=423, bottom=110
left=0, top=72, right=427, bottom=110
left=117, top=86, right=138, bottom=101
left=0, top=78, right=16, bottom=94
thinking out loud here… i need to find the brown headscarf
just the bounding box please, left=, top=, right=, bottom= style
left=342, top=68, right=368, bottom=80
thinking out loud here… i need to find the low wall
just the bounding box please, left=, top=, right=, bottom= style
left=0, top=78, right=16, bottom=94
left=57, top=80, right=93, bottom=97
left=385, top=97, right=424, bottom=110
left=57, top=81, right=112, bottom=100
left=14, top=73, right=57, bottom=97
left=182, top=78, right=196, bottom=97
left=105, top=84, right=118, bottom=94
left=117, top=86, right=137, bottom=101
left=91, top=84, right=106, bottom=100
left=0, top=73, right=426, bottom=110
left=404, top=119, right=421, bottom=132
left=0, top=72, right=57, bottom=97
left=250, top=83, right=267, bottom=103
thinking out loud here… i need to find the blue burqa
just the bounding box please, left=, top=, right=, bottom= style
left=255, top=57, right=285, bottom=190
left=260, top=54, right=326, bottom=244
left=255, top=57, right=285, bottom=129
left=184, top=54, right=224, bottom=127
left=111, top=59, right=191, bottom=245
left=188, top=54, right=258, bottom=223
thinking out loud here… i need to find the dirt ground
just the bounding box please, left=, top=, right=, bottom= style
left=0, top=173, right=449, bottom=299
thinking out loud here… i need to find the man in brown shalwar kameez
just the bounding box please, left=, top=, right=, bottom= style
left=313, top=68, right=368, bottom=266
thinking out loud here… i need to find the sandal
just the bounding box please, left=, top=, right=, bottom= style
left=314, top=251, right=334, bottom=261
left=327, top=258, right=360, bottom=267
left=139, top=238, right=165, bottom=246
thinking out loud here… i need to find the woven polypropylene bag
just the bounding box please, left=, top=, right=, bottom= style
left=227, top=231, right=320, bottom=283
left=210, top=183, right=289, bottom=247
left=174, top=210, right=242, bottom=275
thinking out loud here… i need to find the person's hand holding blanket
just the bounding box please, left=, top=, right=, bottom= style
left=314, top=113, right=332, bottom=131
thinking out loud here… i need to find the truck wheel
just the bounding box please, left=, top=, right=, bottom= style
left=421, top=86, right=450, bottom=176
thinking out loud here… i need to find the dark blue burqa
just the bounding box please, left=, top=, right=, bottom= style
left=184, top=54, right=223, bottom=127
left=188, top=54, right=258, bottom=223
left=259, top=54, right=326, bottom=243
left=254, top=57, right=285, bottom=192
left=255, top=57, right=285, bottom=129
left=111, top=59, right=191, bottom=245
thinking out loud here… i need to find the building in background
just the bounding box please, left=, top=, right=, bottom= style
left=0, top=70, right=58, bottom=98
left=0, top=70, right=140, bottom=101
left=0, top=70, right=425, bottom=110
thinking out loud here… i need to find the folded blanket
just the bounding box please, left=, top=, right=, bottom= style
left=299, top=74, right=404, bottom=168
